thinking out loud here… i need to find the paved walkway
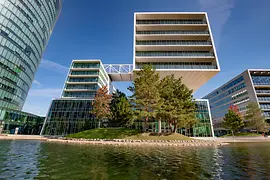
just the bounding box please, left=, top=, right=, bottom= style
left=0, top=134, right=47, bottom=140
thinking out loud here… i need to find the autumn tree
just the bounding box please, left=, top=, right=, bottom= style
left=128, top=65, right=161, bottom=131
left=223, top=109, right=244, bottom=136
left=245, top=102, right=267, bottom=133
left=109, top=90, right=134, bottom=127
left=91, top=86, right=112, bottom=128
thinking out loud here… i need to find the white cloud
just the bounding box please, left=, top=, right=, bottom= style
left=199, top=0, right=235, bottom=48
left=33, top=79, right=43, bottom=87
left=27, top=88, right=62, bottom=98
left=40, top=59, right=69, bottom=75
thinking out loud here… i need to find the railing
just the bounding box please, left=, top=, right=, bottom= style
left=68, top=78, right=98, bottom=82
left=135, top=62, right=217, bottom=70
left=136, top=51, right=214, bottom=57
left=136, top=30, right=209, bottom=35
left=136, top=20, right=207, bottom=25
left=104, top=64, right=133, bottom=74
left=256, top=90, right=270, bottom=94
left=258, top=97, right=270, bottom=102
left=70, top=71, right=99, bottom=75
left=136, top=40, right=212, bottom=45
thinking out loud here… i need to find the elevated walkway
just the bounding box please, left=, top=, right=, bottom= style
left=104, top=64, right=133, bottom=81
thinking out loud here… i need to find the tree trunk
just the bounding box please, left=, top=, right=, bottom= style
left=173, top=123, right=178, bottom=133
left=231, top=130, right=234, bottom=136
left=158, top=119, right=161, bottom=133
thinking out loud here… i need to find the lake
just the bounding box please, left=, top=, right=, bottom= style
left=0, top=140, right=270, bottom=179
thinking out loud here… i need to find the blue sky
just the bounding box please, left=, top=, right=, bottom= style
left=22, top=0, right=270, bottom=116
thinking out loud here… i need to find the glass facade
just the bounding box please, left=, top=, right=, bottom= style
left=252, top=76, right=270, bottom=85
left=132, top=100, right=213, bottom=137
left=136, top=30, right=209, bottom=35
left=136, top=20, right=207, bottom=24
left=0, top=0, right=62, bottom=110
left=136, top=51, right=214, bottom=57
left=136, top=40, right=212, bottom=45
left=42, top=99, right=98, bottom=136
left=0, top=107, right=45, bottom=134
left=136, top=62, right=217, bottom=70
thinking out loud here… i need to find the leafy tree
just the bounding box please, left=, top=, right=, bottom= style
left=92, top=86, right=112, bottom=128
left=110, top=90, right=134, bottom=127
left=223, top=110, right=244, bottom=136
left=128, top=65, right=161, bottom=131
left=245, top=102, right=267, bottom=133
left=158, top=75, right=197, bottom=133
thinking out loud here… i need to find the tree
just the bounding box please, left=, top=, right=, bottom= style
left=223, top=110, right=244, bottom=136
left=91, top=86, right=112, bottom=128
left=245, top=102, right=267, bottom=133
left=110, top=90, right=134, bottom=127
left=158, top=75, right=197, bottom=133
left=128, top=65, right=161, bottom=131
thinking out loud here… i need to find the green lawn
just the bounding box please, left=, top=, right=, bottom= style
left=66, top=128, right=191, bottom=140
left=220, top=132, right=262, bottom=137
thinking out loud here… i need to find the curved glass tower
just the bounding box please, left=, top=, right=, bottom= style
left=0, top=0, right=62, bottom=110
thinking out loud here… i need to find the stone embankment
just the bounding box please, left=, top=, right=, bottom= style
left=46, top=138, right=228, bottom=147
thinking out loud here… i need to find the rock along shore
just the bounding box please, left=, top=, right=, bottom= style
left=46, top=138, right=228, bottom=147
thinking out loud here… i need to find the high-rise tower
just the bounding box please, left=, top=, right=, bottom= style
left=0, top=0, right=62, bottom=110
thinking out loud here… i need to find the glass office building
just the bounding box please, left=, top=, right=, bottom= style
left=0, top=107, right=45, bottom=134
left=132, top=99, right=214, bottom=137
left=0, top=0, right=62, bottom=110
left=41, top=60, right=112, bottom=135
left=203, top=69, right=270, bottom=135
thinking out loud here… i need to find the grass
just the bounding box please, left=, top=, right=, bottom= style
left=220, top=132, right=262, bottom=137
left=66, top=128, right=191, bottom=140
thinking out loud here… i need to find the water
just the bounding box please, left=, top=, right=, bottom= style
left=0, top=141, right=270, bottom=180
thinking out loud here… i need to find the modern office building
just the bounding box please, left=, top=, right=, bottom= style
left=133, top=12, right=220, bottom=91
left=0, top=0, right=62, bottom=110
left=203, top=69, right=270, bottom=135
left=0, top=0, right=62, bottom=134
left=41, top=60, right=113, bottom=135
left=42, top=12, right=219, bottom=137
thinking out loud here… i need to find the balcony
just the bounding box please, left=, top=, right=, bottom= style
left=135, top=62, right=217, bottom=70
left=136, top=30, right=209, bottom=35
left=136, top=41, right=212, bottom=51
left=136, top=20, right=207, bottom=25
left=135, top=51, right=215, bottom=62
left=63, top=89, right=97, bottom=92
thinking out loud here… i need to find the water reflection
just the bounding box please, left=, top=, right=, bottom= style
left=1, top=141, right=270, bottom=179
left=0, top=140, right=40, bottom=179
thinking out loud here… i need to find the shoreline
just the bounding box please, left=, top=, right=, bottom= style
left=46, top=138, right=228, bottom=147
left=1, top=134, right=270, bottom=145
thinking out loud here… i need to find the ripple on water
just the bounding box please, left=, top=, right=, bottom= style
left=1, top=141, right=270, bottom=179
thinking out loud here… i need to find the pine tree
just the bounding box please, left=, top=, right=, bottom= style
left=245, top=102, right=267, bottom=133
left=110, top=90, right=134, bottom=127
left=91, top=86, right=112, bottom=128
left=223, top=110, right=244, bottom=136
left=129, top=65, right=161, bottom=131
left=158, top=75, right=197, bottom=133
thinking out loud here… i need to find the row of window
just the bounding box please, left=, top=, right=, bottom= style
left=68, top=77, right=98, bottom=83
left=136, top=20, right=207, bottom=25
left=62, top=91, right=96, bottom=98
left=65, top=84, right=98, bottom=90
left=136, top=40, right=212, bottom=45
left=232, top=90, right=248, bottom=100
left=136, top=51, right=214, bottom=57
left=252, top=76, right=270, bottom=86
left=136, top=30, right=209, bottom=35
left=258, top=97, right=270, bottom=102
left=256, top=89, right=270, bottom=94
left=70, top=70, right=99, bottom=76
left=264, top=111, right=270, bottom=117
left=136, top=62, right=217, bottom=70
left=260, top=104, right=270, bottom=110
left=210, top=83, right=246, bottom=103
left=72, top=63, right=100, bottom=68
